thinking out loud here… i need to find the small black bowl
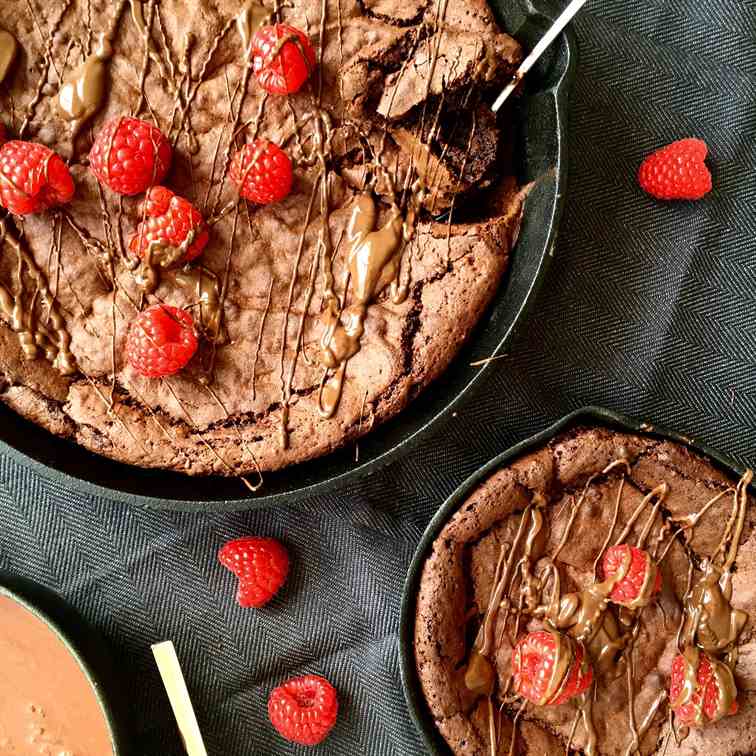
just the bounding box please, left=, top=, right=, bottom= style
left=0, top=0, right=576, bottom=511
left=398, top=406, right=754, bottom=755
left=0, top=573, right=129, bottom=755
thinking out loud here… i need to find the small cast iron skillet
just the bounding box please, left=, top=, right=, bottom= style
left=0, top=0, right=576, bottom=510
left=0, top=573, right=129, bottom=755
left=398, top=405, right=755, bottom=755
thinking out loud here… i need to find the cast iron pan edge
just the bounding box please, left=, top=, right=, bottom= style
left=0, top=0, right=577, bottom=511
left=398, top=405, right=755, bottom=755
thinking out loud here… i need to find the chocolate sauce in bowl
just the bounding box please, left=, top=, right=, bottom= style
left=0, top=595, right=115, bottom=756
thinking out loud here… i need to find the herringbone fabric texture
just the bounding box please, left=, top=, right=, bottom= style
left=2, top=0, right=756, bottom=754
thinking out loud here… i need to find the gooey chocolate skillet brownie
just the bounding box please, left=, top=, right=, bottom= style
left=0, top=0, right=525, bottom=480
left=414, top=427, right=756, bottom=755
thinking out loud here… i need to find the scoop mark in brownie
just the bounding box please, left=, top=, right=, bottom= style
left=414, top=429, right=754, bottom=755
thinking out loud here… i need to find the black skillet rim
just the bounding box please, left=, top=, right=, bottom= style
left=398, top=405, right=755, bottom=755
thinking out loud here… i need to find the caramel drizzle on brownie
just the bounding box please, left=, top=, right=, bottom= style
left=461, top=460, right=753, bottom=756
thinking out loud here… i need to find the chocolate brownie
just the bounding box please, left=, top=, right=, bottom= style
left=414, top=427, right=755, bottom=755
left=0, top=0, right=524, bottom=479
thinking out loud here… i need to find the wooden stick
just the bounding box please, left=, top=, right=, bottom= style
left=152, top=641, right=208, bottom=756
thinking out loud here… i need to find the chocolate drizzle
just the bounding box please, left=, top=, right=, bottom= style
left=275, top=0, right=456, bottom=434
left=0, top=217, right=76, bottom=374
left=658, top=470, right=753, bottom=746
left=237, top=1, right=270, bottom=53
left=278, top=173, right=320, bottom=449
left=206, top=3, right=263, bottom=218
left=624, top=689, right=665, bottom=756
left=457, top=457, right=753, bottom=756
left=277, top=0, right=335, bottom=447
left=133, top=230, right=200, bottom=295
left=57, top=31, right=111, bottom=130
left=171, top=15, right=236, bottom=147
left=316, top=186, right=422, bottom=418
left=131, top=0, right=157, bottom=118
left=170, top=265, right=228, bottom=345
left=56, top=0, right=128, bottom=150
left=19, top=0, right=75, bottom=139
left=0, top=28, right=17, bottom=84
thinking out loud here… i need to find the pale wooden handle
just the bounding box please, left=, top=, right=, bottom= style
left=152, top=641, right=208, bottom=756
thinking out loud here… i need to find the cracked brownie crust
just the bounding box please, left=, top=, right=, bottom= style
left=0, top=0, right=524, bottom=476
left=414, top=427, right=756, bottom=755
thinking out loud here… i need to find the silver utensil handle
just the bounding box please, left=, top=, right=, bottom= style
left=492, top=0, right=588, bottom=113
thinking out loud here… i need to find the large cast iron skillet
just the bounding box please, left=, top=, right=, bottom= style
left=399, top=406, right=754, bottom=754
left=0, top=0, right=576, bottom=510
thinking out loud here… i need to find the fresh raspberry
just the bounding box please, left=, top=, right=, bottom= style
left=251, top=23, right=316, bottom=95
left=129, top=186, right=209, bottom=264
left=601, top=544, right=662, bottom=608
left=89, top=116, right=171, bottom=196
left=638, top=138, right=712, bottom=201
left=229, top=139, right=293, bottom=204
left=512, top=630, right=593, bottom=706
left=125, top=304, right=198, bottom=378
left=0, top=140, right=74, bottom=215
left=670, top=650, right=739, bottom=727
left=268, top=674, right=338, bottom=746
left=218, top=537, right=289, bottom=608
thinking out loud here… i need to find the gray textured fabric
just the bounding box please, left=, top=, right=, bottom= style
left=2, top=0, right=756, bottom=754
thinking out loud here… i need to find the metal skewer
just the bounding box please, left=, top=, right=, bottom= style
left=491, top=0, right=588, bottom=113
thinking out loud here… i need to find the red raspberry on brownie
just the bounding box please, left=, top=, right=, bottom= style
left=0, top=140, right=74, bottom=215
left=125, top=304, right=198, bottom=378
left=218, top=536, right=289, bottom=608
left=251, top=23, right=316, bottom=95
left=601, top=544, right=662, bottom=609
left=512, top=630, right=593, bottom=706
left=89, top=116, right=171, bottom=196
left=670, top=648, right=738, bottom=727
left=229, top=139, right=293, bottom=204
left=268, top=674, right=338, bottom=746
left=129, top=186, right=209, bottom=264
left=638, top=138, right=712, bottom=201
